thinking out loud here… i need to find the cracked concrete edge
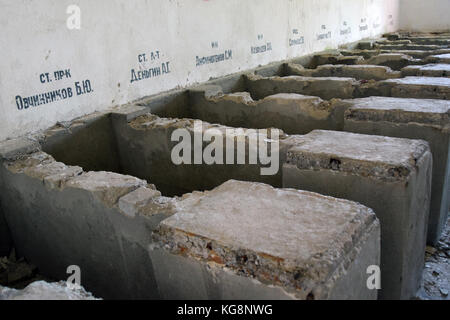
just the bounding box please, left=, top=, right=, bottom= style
left=335, top=99, right=450, bottom=129
left=0, top=137, right=41, bottom=161
left=128, top=112, right=287, bottom=140
left=151, top=186, right=379, bottom=299
left=285, top=131, right=431, bottom=183
left=244, top=72, right=360, bottom=84
left=191, top=85, right=336, bottom=122
left=2, top=150, right=176, bottom=220
left=110, top=104, right=151, bottom=122
left=285, top=62, right=401, bottom=80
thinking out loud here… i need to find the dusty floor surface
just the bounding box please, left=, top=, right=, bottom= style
left=0, top=249, right=52, bottom=290
left=417, top=217, right=450, bottom=300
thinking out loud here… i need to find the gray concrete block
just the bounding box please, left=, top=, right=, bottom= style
left=283, top=130, right=433, bottom=300
left=118, top=187, right=163, bottom=218
left=65, top=171, right=148, bottom=207
left=190, top=90, right=340, bottom=134
left=358, top=40, right=375, bottom=50
left=341, top=97, right=450, bottom=245
left=376, top=77, right=450, bottom=99
left=377, top=40, right=413, bottom=45
left=342, top=49, right=450, bottom=60
left=375, top=44, right=445, bottom=51
left=110, top=104, right=150, bottom=122
left=285, top=63, right=401, bottom=80
left=402, top=64, right=450, bottom=77
left=0, top=152, right=175, bottom=299
left=312, top=54, right=364, bottom=67
left=0, top=137, right=40, bottom=161
left=151, top=180, right=380, bottom=300
left=427, top=53, right=450, bottom=64
left=244, top=74, right=358, bottom=100
left=363, top=53, right=421, bottom=70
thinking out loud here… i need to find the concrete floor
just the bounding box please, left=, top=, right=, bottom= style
left=417, top=217, right=450, bottom=300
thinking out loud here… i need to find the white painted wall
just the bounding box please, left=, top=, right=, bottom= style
left=399, top=0, right=450, bottom=32
left=0, top=0, right=400, bottom=141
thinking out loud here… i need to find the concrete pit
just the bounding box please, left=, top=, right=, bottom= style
left=188, top=87, right=342, bottom=134
left=0, top=133, right=381, bottom=299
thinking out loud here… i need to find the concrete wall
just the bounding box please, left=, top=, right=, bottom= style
left=0, top=0, right=400, bottom=141
left=399, top=0, right=450, bottom=32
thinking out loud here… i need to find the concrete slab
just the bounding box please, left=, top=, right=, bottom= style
left=341, top=97, right=450, bottom=245
left=151, top=180, right=380, bottom=300
left=376, top=77, right=450, bottom=99
left=190, top=89, right=341, bottom=134
left=376, top=40, right=413, bottom=45
left=400, top=38, right=450, bottom=46
left=283, top=130, right=433, bottom=300
left=311, top=54, right=365, bottom=67
left=363, top=53, right=422, bottom=70
left=0, top=137, right=40, bottom=161
left=402, top=64, right=450, bottom=77
left=375, top=44, right=445, bottom=51
left=110, top=104, right=149, bottom=122
left=428, top=53, right=450, bottom=64
left=358, top=40, right=376, bottom=50
left=244, top=74, right=358, bottom=100
left=285, top=63, right=401, bottom=80
left=385, top=33, right=400, bottom=41
left=341, top=49, right=450, bottom=60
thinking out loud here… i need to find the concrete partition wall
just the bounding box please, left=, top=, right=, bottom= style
left=0, top=0, right=400, bottom=142
left=0, top=125, right=382, bottom=299
left=188, top=86, right=343, bottom=135
left=341, top=97, right=450, bottom=245
left=0, top=151, right=174, bottom=299
left=111, top=109, right=291, bottom=196
left=38, top=105, right=292, bottom=197
left=282, top=130, right=433, bottom=299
